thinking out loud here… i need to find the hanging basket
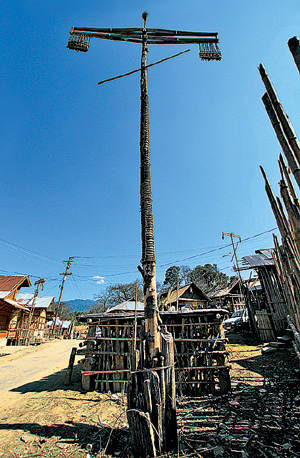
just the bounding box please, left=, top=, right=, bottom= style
left=67, top=34, right=91, bottom=52
left=199, top=42, right=222, bottom=61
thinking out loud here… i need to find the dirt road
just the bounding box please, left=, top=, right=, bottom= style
left=0, top=335, right=299, bottom=458
left=0, top=340, right=79, bottom=411
left=0, top=340, right=126, bottom=458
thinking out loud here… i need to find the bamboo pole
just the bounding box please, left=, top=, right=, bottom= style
left=288, top=36, right=300, bottom=74
left=261, top=93, right=300, bottom=188
left=278, top=153, right=300, bottom=210
left=279, top=177, right=300, bottom=253
left=259, top=63, right=300, bottom=166
left=260, top=165, right=288, bottom=237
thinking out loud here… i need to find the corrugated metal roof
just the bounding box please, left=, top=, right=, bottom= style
left=5, top=298, right=30, bottom=310
left=16, top=293, right=55, bottom=309
left=241, top=251, right=274, bottom=269
left=106, top=300, right=144, bottom=313
left=0, top=275, right=31, bottom=291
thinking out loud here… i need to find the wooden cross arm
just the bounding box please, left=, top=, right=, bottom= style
left=71, top=26, right=219, bottom=40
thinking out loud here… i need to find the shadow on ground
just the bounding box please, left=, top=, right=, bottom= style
left=0, top=420, right=129, bottom=455
left=10, top=362, right=83, bottom=393
left=227, top=331, right=299, bottom=382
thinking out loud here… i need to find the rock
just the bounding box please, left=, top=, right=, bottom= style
left=20, top=434, right=30, bottom=443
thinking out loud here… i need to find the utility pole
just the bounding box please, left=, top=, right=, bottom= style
left=222, top=232, right=244, bottom=299
left=22, top=278, right=45, bottom=346
left=67, top=13, right=221, bottom=457
left=51, top=257, right=74, bottom=337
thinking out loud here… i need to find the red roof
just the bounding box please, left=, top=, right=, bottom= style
left=0, top=275, right=31, bottom=291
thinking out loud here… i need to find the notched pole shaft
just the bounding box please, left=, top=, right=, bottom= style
left=139, top=19, right=160, bottom=358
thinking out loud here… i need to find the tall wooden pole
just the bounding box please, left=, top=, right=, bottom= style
left=66, top=17, right=221, bottom=456
left=138, top=11, right=160, bottom=359
left=51, top=256, right=74, bottom=336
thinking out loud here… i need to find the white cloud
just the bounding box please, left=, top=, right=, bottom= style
left=93, top=276, right=105, bottom=284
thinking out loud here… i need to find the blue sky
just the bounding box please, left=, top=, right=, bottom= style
left=1, top=1, right=300, bottom=301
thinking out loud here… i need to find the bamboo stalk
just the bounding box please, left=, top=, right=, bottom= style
left=288, top=36, right=300, bottom=74
left=259, top=63, right=300, bottom=166
left=279, top=153, right=300, bottom=209
left=261, top=93, right=300, bottom=188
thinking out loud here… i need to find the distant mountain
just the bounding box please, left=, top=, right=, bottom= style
left=65, top=299, right=95, bottom=313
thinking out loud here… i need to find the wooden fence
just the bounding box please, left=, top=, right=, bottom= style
left=79, top=309, right=231, bottom=395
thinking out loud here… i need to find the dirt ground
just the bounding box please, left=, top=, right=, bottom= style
left=0, top=334, right=299, bottom=458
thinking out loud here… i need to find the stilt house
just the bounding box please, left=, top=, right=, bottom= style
left=0, top=275, right=31, bottom=346
left=7, top=294, right=55, bottom=345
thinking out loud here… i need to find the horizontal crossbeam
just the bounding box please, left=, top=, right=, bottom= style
left=71, top=26, right=219, bottom=39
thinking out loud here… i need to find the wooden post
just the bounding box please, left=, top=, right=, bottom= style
left=288, top=36, right=300, bottom=74
left=64, top=347, right=77, bottom=385
left=138, top=12, right=160, bottom=360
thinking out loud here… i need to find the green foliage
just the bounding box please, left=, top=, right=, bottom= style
left=163, top=263, right=235, bottom=294
left=163, top=265, right=192, bottom=289
left=163, top=266, right=181, bottom=289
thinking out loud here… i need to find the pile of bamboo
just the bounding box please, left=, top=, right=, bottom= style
left=79, top=309, right=230, bottom=395
left=259, top=39, right=300, bottom=353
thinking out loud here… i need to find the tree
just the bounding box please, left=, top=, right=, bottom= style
left=90, top=290, right=111, bottom=313
left=163, top=266, right=181, bottom=289
left=91, top=281, right=144, bottom=313
left=162, top=263, right=234, bottom=295
left=163, top=265, right=192, bottom=290
left=57, top=302, right=74, bottom=320
left=189, top=264, right=229, bottom=293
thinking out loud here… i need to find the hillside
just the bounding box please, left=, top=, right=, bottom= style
left=65, top=299, right=95, bottom=313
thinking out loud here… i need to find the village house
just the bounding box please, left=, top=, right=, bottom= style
left=7, top=294, right=55, bottom=345
left=211, top=279, right=245, bottom=313
left=0, top=275, right=31, bottom=346
left=158, top=282, right=211, bottom=310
